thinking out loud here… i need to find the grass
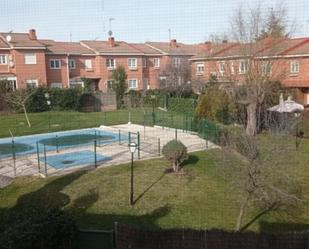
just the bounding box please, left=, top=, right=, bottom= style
left=1, top=133, right=309, bottom=233
left=0, top=108, right=189, bottom=138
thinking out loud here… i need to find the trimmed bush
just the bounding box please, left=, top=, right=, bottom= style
left=162, top=140, right=188, bottom=172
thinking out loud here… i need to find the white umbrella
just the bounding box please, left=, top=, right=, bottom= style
left=268, top=94, right=304, bottom=114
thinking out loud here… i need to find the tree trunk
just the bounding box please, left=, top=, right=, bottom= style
left=22, top=104, right=31, bottom=127
left=236, top=194, right=250, bottom=231
left=246, top=102, right=257, bottom=136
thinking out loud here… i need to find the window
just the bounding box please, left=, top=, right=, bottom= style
left=106, top=58, right=116, bottom=69
left=219, top=61, right=225, bottom=75
left=50, top=83, right=63, bottom=88
left=128, top=79, right=138, bottom=89
left=24, top=53, right=36, bottom=64
left=50, top=59, right=61, bottom=69
left=173, top=57, right=181, bottom=68
left=85, top=59, right=92, bottom=70
left=290, top=61, right=299, bottom=74
left=128, top=58, right=137, bottom=69
left=239, top=60, right=249, bottom=74
left=154, top=58, right=160, bottom=68
left=70, top=81, right=84, bottom=88
left=0, top=55, right=7, bottom=65
left=26, top=79, right=38, bottom=88
left=107, top=80, right=114, bottom=90
left=143, top=58, right=147, bottom=68
left=262, top=62, right=272, bottom=75
left=196, top=63, right=204, bottom=75
left=69, top=59, right=76, bottom=69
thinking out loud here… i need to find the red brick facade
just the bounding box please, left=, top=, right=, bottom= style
left=1, top=29, right=309, bottom=105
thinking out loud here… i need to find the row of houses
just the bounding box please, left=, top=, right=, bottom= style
left=1, top=29, right=309, bottom=105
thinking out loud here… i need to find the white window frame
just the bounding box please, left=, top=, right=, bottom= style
left=69, top=81, right=84, bottom=88
left=0, top=54, right=8, bottom=65
left=128, top=79, right=138, bottom=89
left=262, top=62, right=272, bottom=75
left=154, top=58, right=160, bottom=68
left=230, top=62, right=235, bottom=75
left=239, top=59, right=249, bottom=74
left=106, top=58, right=116, bottom=70
left=50, top=82, right=63, bottom=88
left=143, top=58, right=147, bottom=68
left=128, top=58, right=137, bottom=69
left=173, top=57, right=181, bottom=68
left=196, top=63, right=205, bottom=75
left=69, top=59, right=76, bottom=69
left=85, top=59, right=93, bottom=70
left=218, top=61, right=225, bottom=75
left=107, top=80, right=114, bottom=90
left=50, top=59, right=61, bottom=69
left=24, top=53, right=37, bottom=65
left=290, top=61, right=299, bottom=74
left=26, top=79, right=38, bottom=88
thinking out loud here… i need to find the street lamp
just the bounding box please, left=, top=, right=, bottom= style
left=128, top=142, right=137, bottom=205
left=44, top=93, right=51, bottom=130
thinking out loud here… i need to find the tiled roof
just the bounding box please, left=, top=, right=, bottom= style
left=130, top=43, right=162, bottom=55
left=0, top=37, right=9, bottom=49
left=0, top=33, right=45, bottom=48
left=39, top=39, right=95, bottom=55
left=145, top=42, right=202, bottom=55
left=191, top=43, right=239, bottom=60
left=80, top=40, right=144, bottom=55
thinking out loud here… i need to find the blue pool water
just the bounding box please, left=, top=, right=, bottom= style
left=41, top=151, right=111, bottom=169
left=0, top=128, right=126, bottom=159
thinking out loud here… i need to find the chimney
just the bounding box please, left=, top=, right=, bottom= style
left=29, top=29, right=37, bottom=40
left=264, top=36, right=274, bottom=48
left=108, top=37, right=115, bottom=47
left=170, top=39, right=177, bottom=48
left=204, top=41, right=212, bottom=50
left=222, top=40, right=228, bottom=44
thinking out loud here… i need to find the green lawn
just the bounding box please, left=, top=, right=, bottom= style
left=1, top=134, right=309, bottom=233
left=0, top=108, right=189, bottom=138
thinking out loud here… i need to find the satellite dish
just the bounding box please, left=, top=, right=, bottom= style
left=6, top=35, right=12, bottom=42
left=108, top=30, right=113, bottom=37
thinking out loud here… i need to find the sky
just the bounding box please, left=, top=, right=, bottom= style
left=0, top=0, right=309, bottom=44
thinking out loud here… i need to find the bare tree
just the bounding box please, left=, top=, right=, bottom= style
left=5, top=88, right=37, bottom=127
left=159, top=57, right=192, bottom=97
left=213, top=3, right=294, bottom=135
left=220, top=132, right=302, bottom=231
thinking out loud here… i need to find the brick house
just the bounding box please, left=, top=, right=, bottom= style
left=0, top=29, right=47, bottom=89
left=190, top=37, right=309, bottom=105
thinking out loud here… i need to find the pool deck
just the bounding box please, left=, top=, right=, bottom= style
left=0, top=124, right=218, bottom=179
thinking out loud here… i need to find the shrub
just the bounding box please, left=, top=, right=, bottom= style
left=195, top=87, right=236, bottom=124
left=0, top=205, right=78, bottom=249
left=168, top=97, right=197, bottom=115
left=78, top=92, right=101, bottom=112
left=162, top=140, right=188, bottom=172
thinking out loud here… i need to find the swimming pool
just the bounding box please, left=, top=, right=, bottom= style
left=0, top=128, right=125, bottom=159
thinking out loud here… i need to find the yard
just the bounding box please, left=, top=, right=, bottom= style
left=0, top=133, right=308, bottom=233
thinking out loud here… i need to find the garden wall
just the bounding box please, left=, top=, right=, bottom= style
left=116, top=225, right=309, bottom=249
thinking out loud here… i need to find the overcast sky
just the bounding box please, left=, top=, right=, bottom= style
left=0, top=0, right=309, bottom=43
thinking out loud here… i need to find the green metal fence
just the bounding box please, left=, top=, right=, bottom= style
left=76, top=229, right=115, bottom=249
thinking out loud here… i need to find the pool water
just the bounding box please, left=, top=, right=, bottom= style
left=39, top=134, right=114, bottom=147
left=0, top=128, right=124, bottom=159
left=41, top=150, right=111, bottom=169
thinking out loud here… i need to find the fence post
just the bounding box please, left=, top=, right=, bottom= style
left=185, top=115, right=188, bottom=133
left=94, top=140, right=97, bottom=168
left=44, top=144, right=47, bottom=177
left=113, top=222, right=118, bottom=249
left=158, top=138, right=161, bottom=156
left=175, top=128, right=178, bottom=141
left=36, top=141, right=41, bottom=173
left=56, top=135, right=59, bottom=153
left=12, top=139, right=16, bottom=177
left=137, top=132, right=140, bottom=160
left=128, top=132, right=131, bottom=144
left=118, top=129, right=121, bottom=145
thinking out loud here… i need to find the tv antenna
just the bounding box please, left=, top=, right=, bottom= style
left=108, top=17, right=115, bottom=37
left=168, top=28, right=171, bottom=41
left=101, top=0, right=106, bottom=33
